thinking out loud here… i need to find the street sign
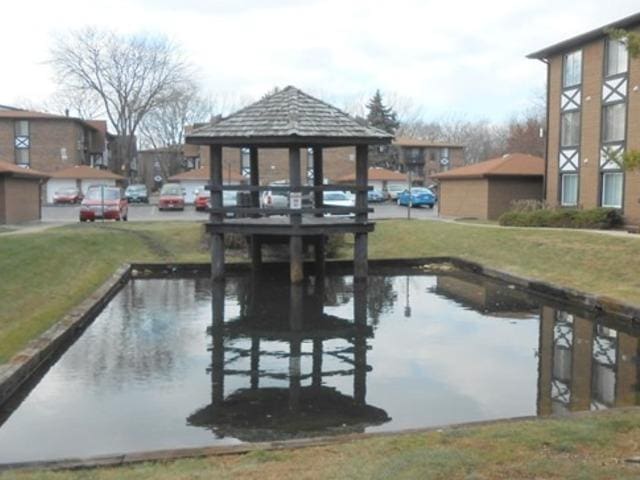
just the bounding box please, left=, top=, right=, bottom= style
left=290, top=192, right=302, bottom=209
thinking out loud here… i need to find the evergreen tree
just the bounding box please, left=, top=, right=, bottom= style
left=366, top=90, right=400, bottom=134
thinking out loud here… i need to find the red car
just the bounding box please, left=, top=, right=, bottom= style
left=79, top=187, right=128, bottom=222
left=53, top=187, right=83, bottom=204
left=194, top=190, right=210, bottom=211
left=158, top=183, right=185, bottom=211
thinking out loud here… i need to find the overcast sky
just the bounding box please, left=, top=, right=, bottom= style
left=2, top=0, right=638, bottom=122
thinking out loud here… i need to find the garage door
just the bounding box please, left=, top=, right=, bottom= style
left=46, top=179, right=76, bottom=204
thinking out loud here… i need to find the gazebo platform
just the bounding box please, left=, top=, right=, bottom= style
left=186, top=86, right=392, bottom=283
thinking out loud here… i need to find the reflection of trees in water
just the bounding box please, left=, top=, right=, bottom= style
left=55, top=279, right=204, bottom=387
left=366, top=276, right=398, bottom=325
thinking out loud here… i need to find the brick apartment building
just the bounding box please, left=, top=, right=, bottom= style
left=528, top=12, right=640, bottom=224
left=0, top=106, right=115, bottom=174
left=392, top=137, right=465, bottom=185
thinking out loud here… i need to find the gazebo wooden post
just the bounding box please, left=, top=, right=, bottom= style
left=312, top=146, right=326, bottom=277
left=313, top=146, right=324, bottom=217
left=289, top=147, right=303, bottom=283
left=354, top=145, right=369, bottom=280
left=249, top=147, right=262, bottom=269
left=210, top=145, right=225, bottom=281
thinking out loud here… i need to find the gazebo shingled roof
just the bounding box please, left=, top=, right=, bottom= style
left=186, top=86, right=393, bottom=147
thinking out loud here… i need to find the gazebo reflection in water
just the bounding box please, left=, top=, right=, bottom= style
left=187, top=272, right=390, bottom=441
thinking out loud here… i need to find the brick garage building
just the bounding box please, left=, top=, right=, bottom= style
left=46, top=165, right=125, bottom=204
left=528, top=13, right=640, bottom=225
left=433, top=153, right=544, bottom=220
left=0, top=160, right=49, bottom=224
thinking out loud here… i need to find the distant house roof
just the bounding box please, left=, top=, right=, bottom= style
left=336, top=167, right=406, bottom=183
left=432, top=153, right=544, bottom=180
left=50, top=165, right=125, bottom=180
left=186, top=86, right=393, bottom=147
left=393, top=136, right=464, bottom=149
left=527, top=12, right=640, bottom=59
left=168, top=166, right=245, bottom=183
left=0, top=160, right=49, bottom=179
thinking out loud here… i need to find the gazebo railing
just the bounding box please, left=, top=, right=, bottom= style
left=206, top=184, right=373, bottom=193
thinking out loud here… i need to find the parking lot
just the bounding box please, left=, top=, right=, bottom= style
left=41, top=202, right=439, bottom=223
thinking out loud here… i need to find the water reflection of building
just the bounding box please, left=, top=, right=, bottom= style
left=538, top=307, right=639, bottom=415
left=432, top=273, right=539, bottom=318
left=188, top=275, right=390, bottom=441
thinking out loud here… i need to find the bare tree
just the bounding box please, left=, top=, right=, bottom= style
left=45, top=87, right=105, bottom=120
left=49, top=27, right=192, bottom=177
left=139, top=83, right=214, bottom=150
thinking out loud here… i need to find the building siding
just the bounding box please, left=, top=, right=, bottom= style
left=438, top=178, right=489, bottom=219
left=545, top=27, right=640, bottom=224
left=487, top=177, right=544, bottom=220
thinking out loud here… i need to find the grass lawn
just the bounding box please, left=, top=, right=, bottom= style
left=2, top=219, right=640, bottom=364
left=1, top=220, right=640, bottom=478
left=2, top=409, right=640, bottom=479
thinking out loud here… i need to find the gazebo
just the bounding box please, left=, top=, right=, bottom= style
left=185, top=86, right=393, bottom=283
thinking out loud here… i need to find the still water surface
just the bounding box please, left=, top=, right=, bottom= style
left=0, top=270, right=637, bottom=463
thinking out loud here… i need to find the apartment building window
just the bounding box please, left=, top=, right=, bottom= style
left=605, top=39, right=628, bottom=77
left=560, top=173, right=578, bottom=206
left=563, top=50, right=582, bottom=87
left=602, top=172, right=623, bottom=208
left=602, top=103, right=626, bottom=143
left=14, top=120, right=30, bottom=166
left=561, top=111, right=581, bottom=146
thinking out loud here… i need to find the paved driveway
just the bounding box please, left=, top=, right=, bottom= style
left=41, top=202, right=439, bottom=223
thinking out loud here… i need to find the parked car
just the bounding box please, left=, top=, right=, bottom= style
left=125, top=184, right=149, bottom=203
left=79, top=187, right=128, bottom=222
left=158, top=183, right=185, bottom=211
left=368, top=189, right=386, bottom=203
left=194, top=190, right=210, bottom=211
left=397, top=187, right=436, bottom=208
left=53, top=187, right=83, bottom=204
left=323, top=190, right=355, bottom=216
left=386, top=184, right=407, bottom=200
left=262, top=180, right=289, bottom=209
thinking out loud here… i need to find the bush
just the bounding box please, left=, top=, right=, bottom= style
left=499, top=207, right=623, bottom=229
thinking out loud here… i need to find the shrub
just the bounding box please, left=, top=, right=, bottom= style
left=499, top=207, right=623, bottom=229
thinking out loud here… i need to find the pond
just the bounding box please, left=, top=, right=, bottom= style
left=0, top=267, right=638, bottom=463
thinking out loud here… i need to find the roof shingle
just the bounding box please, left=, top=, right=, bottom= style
left=50, top=165, right=125, bottom=180
left=186, top=86, right=393, bottom=147
left=432, top=153, right=544, bottom=180
left=0, top=160, right=50, bottom=179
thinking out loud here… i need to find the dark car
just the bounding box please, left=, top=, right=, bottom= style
left=125, top=184, right=149, bottom=203
left=79, top=187, right=128, bottom=222
left=53, top=187, right=83, bottom=204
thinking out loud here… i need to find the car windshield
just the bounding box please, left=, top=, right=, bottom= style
left=388, top=185, right=405, bottom=191
left=160, top=185, right=182, bottom=196
left=411, top=188, right=433, bottom=195
left=58, top=188, right=77, bottom=194
left=324, top=192, right=348, bottom=201
left=86, top=188, right=120, bottom=201
left=127, top=185, right=146, bottom=192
